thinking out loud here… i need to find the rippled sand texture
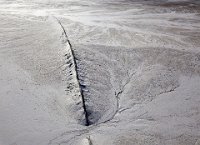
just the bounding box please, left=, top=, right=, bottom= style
left=0, top=0, right=200, bottom=145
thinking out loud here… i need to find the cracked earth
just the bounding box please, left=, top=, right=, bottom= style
left=0, top=0, right=200, bottom=145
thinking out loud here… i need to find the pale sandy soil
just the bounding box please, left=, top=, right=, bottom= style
left=0, top=0, right=200, bottom=145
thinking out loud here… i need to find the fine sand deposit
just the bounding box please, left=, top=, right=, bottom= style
left=0, top=0, right=200, bottom=145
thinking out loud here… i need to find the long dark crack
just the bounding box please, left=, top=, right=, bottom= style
left=54, top=17, right=89, bottom=126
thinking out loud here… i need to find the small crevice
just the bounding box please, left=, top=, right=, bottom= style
left=87, top=136, right=93, bottom=145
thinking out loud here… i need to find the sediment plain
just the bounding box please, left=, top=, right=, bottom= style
left=0, top=0, right=200, bottom=145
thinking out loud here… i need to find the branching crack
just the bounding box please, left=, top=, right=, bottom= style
left=101, top=69, right=137, bottom=124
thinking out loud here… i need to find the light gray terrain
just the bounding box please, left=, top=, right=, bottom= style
left=0, top=0, right=200, bottom=145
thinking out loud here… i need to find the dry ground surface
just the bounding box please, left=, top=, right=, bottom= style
left=0, top=0, right=200, bottom=145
